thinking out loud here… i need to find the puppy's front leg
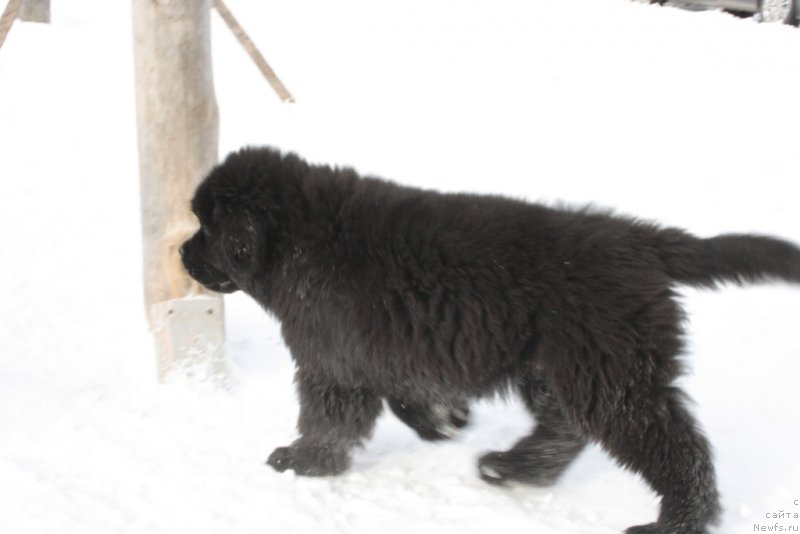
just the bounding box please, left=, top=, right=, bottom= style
left=267, top=372, right=382, bottom=476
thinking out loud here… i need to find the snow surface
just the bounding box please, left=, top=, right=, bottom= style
left=1, top=1, right=799, bottom=533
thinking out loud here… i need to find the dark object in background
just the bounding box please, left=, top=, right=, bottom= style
left=656, top=0, right=798, bottom=26
left=181, top=146, right=800, bottom=534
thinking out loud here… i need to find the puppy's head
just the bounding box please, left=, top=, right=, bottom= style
left=181, top=148, right=284, bottom=294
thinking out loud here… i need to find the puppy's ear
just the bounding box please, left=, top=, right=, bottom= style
left=215, top=206, right=259, bottom=274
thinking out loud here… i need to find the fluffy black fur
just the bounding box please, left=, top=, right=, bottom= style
left=181, top=146, right=800, bottom=534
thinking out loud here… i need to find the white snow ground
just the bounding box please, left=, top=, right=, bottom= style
left=1, top=1, right=799, bottom=533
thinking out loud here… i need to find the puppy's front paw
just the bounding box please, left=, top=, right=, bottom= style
left=265, top=442, right=350, bottom=477
left=266, top=446, right=293, bottom=472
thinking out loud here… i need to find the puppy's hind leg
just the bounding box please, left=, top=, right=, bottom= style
left=544, top=329, right=720, bottom=531
left=478, top=378, right=587, bottom=486
left=388, top=397, right=470, bottom=441
left=599, top=387, right=720, bottom=534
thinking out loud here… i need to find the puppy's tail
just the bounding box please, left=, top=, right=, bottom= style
left=659, top=231, right=800, bottom=288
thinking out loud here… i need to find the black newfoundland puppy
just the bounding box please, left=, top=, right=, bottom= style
left=181, top=146, right=800, bottom=533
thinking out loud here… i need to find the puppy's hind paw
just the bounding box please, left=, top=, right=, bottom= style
left=477, top=452, right=512, bottom=486
left=625, top=525, right=662, bottom=534
left=625, top=523, right=706, bottom=534
left=389, top=399, right=471, bottom=442
left=477, top=449, right=567, bottom=487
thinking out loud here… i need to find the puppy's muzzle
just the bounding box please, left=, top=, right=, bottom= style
left=180, top=237, right=239, bottom=294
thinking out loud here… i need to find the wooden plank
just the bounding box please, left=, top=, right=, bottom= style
left=152, top=297, right=226, bottom=383
left=19, top=0, right=49, bottom=23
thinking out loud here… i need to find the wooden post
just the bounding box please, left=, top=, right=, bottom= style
left=19, top=0, right=49, bottom=23
left=132, top=0, right=226, bottom=383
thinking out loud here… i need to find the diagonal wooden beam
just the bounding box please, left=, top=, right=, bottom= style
left=0, top=0, right=23, bottom=50
left=213, top=0, right=295, bottom=103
